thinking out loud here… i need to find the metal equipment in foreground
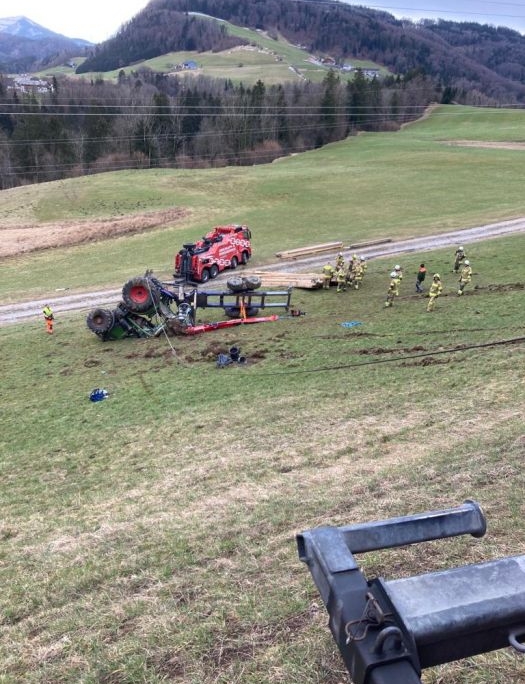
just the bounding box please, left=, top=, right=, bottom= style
left=297, top=501, right=525, bottom=684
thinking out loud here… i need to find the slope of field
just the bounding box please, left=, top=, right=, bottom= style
left=0, top=103, right=524, bottom=683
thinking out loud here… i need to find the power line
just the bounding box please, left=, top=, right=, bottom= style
left=1, top=104, right=525, bottom=152
left=294, top=0, right=525, bottom=22
left=250, top=335, right=525, bottom=376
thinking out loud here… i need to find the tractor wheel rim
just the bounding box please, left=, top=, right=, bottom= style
left=130, top=286, right=149, bottom=303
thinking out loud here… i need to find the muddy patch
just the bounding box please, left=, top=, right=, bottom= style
left=358, top=345, right=427, bottom=356
left=484, top=282, right=524, bottom=292
left=400, top=356, right=451, bottom=367
left=205, top=609, right=315, bottom=669
left=1, top=207, right=189, bottom=258
left=84, top=358, right=102, bottom=367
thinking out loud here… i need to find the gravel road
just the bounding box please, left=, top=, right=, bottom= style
left=2, top=217, right=524, bottom=326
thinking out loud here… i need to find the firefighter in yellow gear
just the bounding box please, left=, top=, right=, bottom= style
left=335, top=252, right=345, bottom=270
left=457, top=260, right=472, bottom=295
left=453, top=246, right=466, bottom=273
left=394, top=264, right=403, bottom=283
left=426, top=274, right=443, bottom=312
left=391, top=268, right=402, bottom=295
left=345, top=264, right=354, bottom=288
left=322, top=263, right=335, bottom=289
left=352, top=259, right=364, bottom=290
left=43, top=304, right=54, bottom=334
left=385, top=271, right=398, bottom=307
left=336, top=266, right=347, bottom=292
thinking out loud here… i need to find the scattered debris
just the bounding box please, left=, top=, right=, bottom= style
left=341, top=321, right=363, bottom=328
left=216, top=346, right=247, bottom=368
left=89, top=388, right=109, bottom=402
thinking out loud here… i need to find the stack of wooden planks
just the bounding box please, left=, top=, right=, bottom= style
left=244, top=271, right=324, bottom=289
left=275, top=241, right=344, bottom=259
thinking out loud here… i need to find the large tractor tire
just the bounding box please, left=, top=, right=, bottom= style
left=86, top=308, right=115, bottom=335
left=122, top=276, right=158, bottom=313
left=226, top=276, right=246, bottom=293
left=242, top=275, right=262, bottom=291
left=224, top=305, right=259, bottom=319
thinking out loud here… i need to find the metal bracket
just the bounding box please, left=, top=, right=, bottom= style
left=297, top=501, right=525, bottom=683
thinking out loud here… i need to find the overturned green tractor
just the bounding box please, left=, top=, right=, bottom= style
left=86, top=273, right=293, bottom=340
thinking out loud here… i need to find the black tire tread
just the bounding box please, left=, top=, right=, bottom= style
left=86, top=308, right=114, bottom=334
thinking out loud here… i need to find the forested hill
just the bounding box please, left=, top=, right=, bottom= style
left=77, top=0, right=525, bottom=103
left=76, top=5, right=246, bottom=74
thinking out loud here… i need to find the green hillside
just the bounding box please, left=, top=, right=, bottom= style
left=0, top=106, right=524, bottom=683
left=36, top=18, right=385, bottom=84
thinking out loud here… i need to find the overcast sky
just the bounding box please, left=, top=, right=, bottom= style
left=1, top=0, right=524, bottom=43
left=342, top=1, right=525, bottom=33
left=0, top=0, right=151, bottom=43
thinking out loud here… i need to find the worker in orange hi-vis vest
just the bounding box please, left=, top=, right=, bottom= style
left=43, top=304, right=54, bottom=334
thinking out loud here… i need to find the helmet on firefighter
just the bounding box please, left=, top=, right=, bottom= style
left=394, top=264, right=401, bottom=270
left=360, top=256, right=366, bottom=261
left=434, top=273, right=440, bottom=279
left=458, top=246, right=464, bottom=251
left=338, top=252, right=343, bottom=257
left=464, top=260, right=470, bottom=266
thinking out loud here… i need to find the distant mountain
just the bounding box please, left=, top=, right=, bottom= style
left=0, top=16, right=92, bottom=73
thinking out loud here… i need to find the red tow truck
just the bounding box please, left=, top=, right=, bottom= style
left=174, top=224, right=252, bottom=283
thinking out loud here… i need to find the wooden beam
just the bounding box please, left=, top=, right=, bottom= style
left=244, top=271, right=324, bottom=289
left=275, top=241, right=344, bottom=259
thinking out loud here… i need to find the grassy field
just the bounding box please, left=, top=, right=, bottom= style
left=2, top=105, right=525, bottom=302
left=0, top=106, right=524, bottom=683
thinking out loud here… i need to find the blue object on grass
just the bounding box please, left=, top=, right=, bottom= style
left=90, top=388, right=109, bottom=402
left=341, top=321, right=363, bottom=328
left=216, top=353, right=233, bottom=368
